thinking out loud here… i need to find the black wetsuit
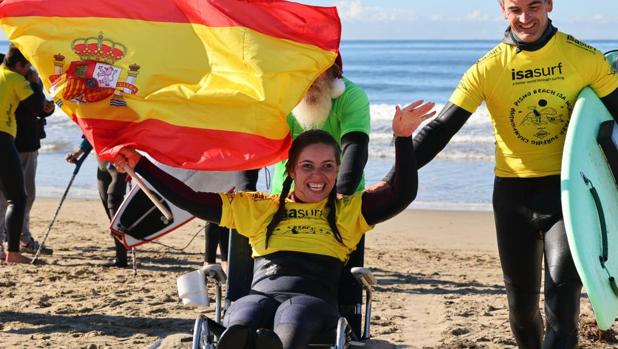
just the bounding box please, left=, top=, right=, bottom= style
left=1, top=84, right=45, bottom=253
left=384, top=23, right=618, bottom=349
left=0, top=131, right=26, bottom=253
left=135, top=136, right=415, bottom=348
left=80, top=138, right=128, bottom=264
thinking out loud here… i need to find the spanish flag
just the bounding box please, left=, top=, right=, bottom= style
left=0, top=0, right=340, bottom=170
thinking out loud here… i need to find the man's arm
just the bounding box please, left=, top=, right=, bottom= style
left=337, top=131, right=369, bottom=195
left=18, top=83, right=45, bottom=115
left=382, top=102, right=472, bottom=183
left=601, top=88, right=618, bottom=122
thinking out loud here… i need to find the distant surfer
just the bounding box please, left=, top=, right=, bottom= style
left=373, top=0, right=618, bottom=347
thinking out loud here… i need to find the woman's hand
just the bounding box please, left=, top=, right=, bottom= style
left=65, top=149, right=83, bottom=164
left=392, top=100, right=436, bottom=137
left=113, top=147, right=142, bottom=173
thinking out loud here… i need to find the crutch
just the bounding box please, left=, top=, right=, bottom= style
left=32, top=147, right=92, bottom=264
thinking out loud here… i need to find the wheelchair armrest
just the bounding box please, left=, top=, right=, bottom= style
left=202, top=263, right=227, bottom=283
left=351, top=267, right=376, bottom=291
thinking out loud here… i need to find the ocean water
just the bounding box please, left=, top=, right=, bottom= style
left=4, top=39, right=618, bottom=210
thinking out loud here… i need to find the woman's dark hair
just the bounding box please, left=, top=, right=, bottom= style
left=264, top=129, right=343, bottom=248
left=3, top=44, right=29, bottom=69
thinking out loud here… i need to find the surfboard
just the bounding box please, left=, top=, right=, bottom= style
left=110, top=162, right=234, bottom=248
left=561, top=82, right=618, bottom=329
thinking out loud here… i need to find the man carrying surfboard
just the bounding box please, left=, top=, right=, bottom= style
left=373, top=0, right=618, bottom=348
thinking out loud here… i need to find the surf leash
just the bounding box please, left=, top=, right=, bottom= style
left=117, top=223, right=204, bottom=253
left=580, top=172, right=618, bottom=297
left=32, top=147, right=92, bottom=264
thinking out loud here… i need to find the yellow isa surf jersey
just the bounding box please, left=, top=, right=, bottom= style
left=450, top=32, right=618, bottom=178
left=218, top=191, right=372, bottom=262
left=0, top=66, right=34, bottom=137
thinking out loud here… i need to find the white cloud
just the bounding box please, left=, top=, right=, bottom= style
left=567, top=14, right=618, bottom=25
left=334, top=0, right=415, bottom=22
left=431, top=10, right=501, bottom=23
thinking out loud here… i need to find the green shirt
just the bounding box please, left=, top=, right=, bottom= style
left=271, top=78, right=371, bottom=194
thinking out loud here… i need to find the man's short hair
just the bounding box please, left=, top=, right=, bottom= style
left=3, top=44, right=29, bottom=69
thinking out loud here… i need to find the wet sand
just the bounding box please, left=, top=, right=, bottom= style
left=0, top=198, right=616, bottom=348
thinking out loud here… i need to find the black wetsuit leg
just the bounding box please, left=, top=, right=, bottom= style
left=205, top=223, right=229, bottom=263
left=97, top=161, right=128, bottom=263
left=223, top=293, right=280, bottom=330
left=493, top=176, right=581, bottom=349
left=273, top=294, right=340, bottom=349
left=543, top=220, right=581, bottom=349
left=0, top=132, right=26, bottom=252
left=236, top=169, right=259, bottom=192
left=494, top=176, right=544, bottom=349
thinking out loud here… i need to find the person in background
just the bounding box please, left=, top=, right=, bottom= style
left=0, top=61, right=55, bottom=256
left=374, top=1, right=618, bottom=347
left=66, top=137, right=129, bottom=268
left=0, top=45, right=45, bottom=263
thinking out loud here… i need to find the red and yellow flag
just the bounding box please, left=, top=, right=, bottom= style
left=0, top=0, right=340, bottom=170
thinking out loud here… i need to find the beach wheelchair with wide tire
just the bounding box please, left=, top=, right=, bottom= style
left=178, top=232, right=378, bottom=349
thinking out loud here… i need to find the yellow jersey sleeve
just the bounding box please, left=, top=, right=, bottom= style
left=218, top=191, right=278, bottom=239
left=583, top=47, right=618, bottom=98
left=450, top=64, right=485, bottom=113
left=449, top=46, right=504, bottom=113
left=0, top=67, right=34, bottom=137
left=15, top=74, right=34, bottom=102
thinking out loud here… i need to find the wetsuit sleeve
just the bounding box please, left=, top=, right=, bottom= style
left=382, top=103, right=472, bottom=183
left=362, top=136, right=416, bottom=225
left=601, top=88, right=618, bottom=122
left=18, top=81, right=44, bottom=114
left=79, top=136, right=93, bottom=153
left=134, top=157, right=223, bottom=223
left=337, top=131, right=369, bottom=195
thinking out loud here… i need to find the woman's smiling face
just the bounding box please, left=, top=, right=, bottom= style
left=289, top=143, right=338, bottom=203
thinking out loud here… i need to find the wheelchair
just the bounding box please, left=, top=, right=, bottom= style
left=179, top=232, right=378, bottom=349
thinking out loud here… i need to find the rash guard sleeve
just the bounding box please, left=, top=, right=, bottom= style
left=362, top=136, right=417, bottom=225
left=135, top=158, right=223, bottom=223
left=601, top=87, right=618, bottom=122
left=337, top=131, right=369, bottom=195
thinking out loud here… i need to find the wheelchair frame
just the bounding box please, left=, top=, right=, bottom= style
left=184, top=263, right=377, bottom=349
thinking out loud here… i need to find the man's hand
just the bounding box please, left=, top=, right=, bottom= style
left=43, top=100, right=55, bottom=114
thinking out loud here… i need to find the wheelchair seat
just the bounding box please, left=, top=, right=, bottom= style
left=177, top=230, right=377, bottom=349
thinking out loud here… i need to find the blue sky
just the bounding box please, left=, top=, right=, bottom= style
left=299, top=0, right=617, bottom=40
left=0, top=1, right=615, bottom=41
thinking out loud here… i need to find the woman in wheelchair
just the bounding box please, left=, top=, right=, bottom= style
left=113, top=100, right=435, bottom=349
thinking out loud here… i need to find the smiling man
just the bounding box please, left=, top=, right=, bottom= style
left=375, top=0, right=618, bottom=348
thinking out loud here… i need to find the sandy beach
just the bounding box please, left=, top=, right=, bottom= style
left=1, top=197, right=616, bottom=348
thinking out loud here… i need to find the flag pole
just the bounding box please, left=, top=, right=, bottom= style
left=126, top=167, right=173, bottom=221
